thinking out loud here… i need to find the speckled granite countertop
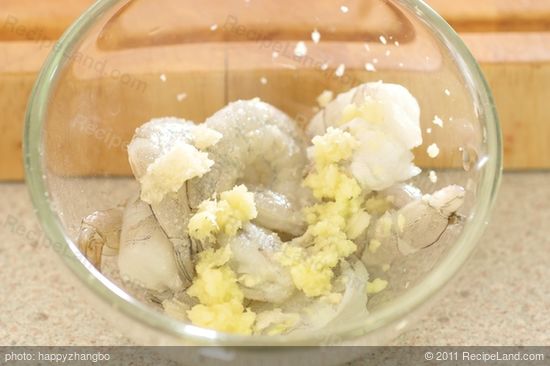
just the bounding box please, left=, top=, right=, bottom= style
left=1, top=173, right=549, bottom=346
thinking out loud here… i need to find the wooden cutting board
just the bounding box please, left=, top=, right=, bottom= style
left=1, top=0, right=549, bottom=180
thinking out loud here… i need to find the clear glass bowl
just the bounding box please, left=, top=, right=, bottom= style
left=24, top=0, right=502, bottom=351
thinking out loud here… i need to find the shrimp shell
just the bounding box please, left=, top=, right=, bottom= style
left=77, top=207, right=123, bottom=269
left=360, top=184, right=466, bottom=268
left=127, top=118, right=209, bottom=287
left=118, top=195, right=184, bottom=292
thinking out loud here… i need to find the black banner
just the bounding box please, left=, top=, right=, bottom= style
left=0, top=346, right=549, bottom=366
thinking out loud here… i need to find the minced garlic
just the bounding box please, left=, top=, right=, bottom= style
left=140, top=142, right=213, bottom=205
left=277, top=127, right=370, bottom=298
left=185, top=185, right=259, bottom=334
left=186, top=245, right=256, bottom=334
left=303, top=165, right=362, bottom=202
left=367, top=278, right=388, bottom=294
left=337, top=98, right=384, bottom=126
left=188, top=185, right=258, bottom=242
left=187, top=300, right=256, bottom=335
left=309, top=127, right=358, bottom=167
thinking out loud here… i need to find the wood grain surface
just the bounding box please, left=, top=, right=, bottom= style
left=430, top=0, right=550, bottom=32
left=0, top=0, right=549, bottom=179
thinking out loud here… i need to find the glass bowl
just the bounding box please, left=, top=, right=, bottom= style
left=24, top=0, right=502, bottom=354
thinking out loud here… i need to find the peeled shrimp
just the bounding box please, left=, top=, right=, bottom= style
left=320, top=258, right=370, bottom=331
left=118, top=195, right=183, bottom=292
left=77, top=207, right=123, bottom=269
left=127, top=117, right=220, bottom=181
left=308, top=82, right=422, bottom=191
left=260, top=258, right=369, bottom=335
left=187, top=99, right=310, bottom=236
left=127, top=117, right=221, bottom=286
left=221, top=223, right=295, bottom=304
left=252, top=190, right=305, bottom=238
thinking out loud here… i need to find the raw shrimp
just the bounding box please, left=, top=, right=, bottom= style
left=77, top=207, right=123, bottom=269
left=187, top=99, right=310, bottom=237
left=118, top=195, right=184, bottom=292
left=308, top=82, right=422, bottom=191
left=318, top=258, right=369, bottom=331
left=221, top=223, right=295, bottom=304
left=397, top=184, right=465, bottom=255
left=149, top=188, right=195, bottom=284
left=252, top=190, right=305, bottom=238
left=127, top=117, right=222, bottom=286
left=253, top=257, right=369, bottom=335
left=308, top=82, right=421, bottom=148
left=361, top=185, right=465, bottom=267
left=127, top=117, right=220, bottom=181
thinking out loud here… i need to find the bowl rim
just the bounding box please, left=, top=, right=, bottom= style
left=24, top=0, right=502, bottom=346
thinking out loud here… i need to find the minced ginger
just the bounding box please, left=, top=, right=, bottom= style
left=277, top=127, right=371, bottom=298
left=188, top=184, right=258, bottom=242
left=184, top=186, right=258, bottom=335
left=186, top=245, right=256, bottom=334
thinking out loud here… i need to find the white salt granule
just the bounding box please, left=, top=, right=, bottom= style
left=379, top=35, right=387, bottom=45
left=311, top=29, right=321, bottom=44
left=433, top=115, right=443, bottom=127
left=427, top=143, right=440, bottom=158
left=429, top=170, right=438, bottom=183
left=176, top=92, right=187, bottom=102
left=260, top=77, right=268, bottom=85
left=160, top=74, right=167, bottom=82
left=294, top=41, right=308, bottom=57
left=340, top=5, right=349, bottom=13
left=365, top=63, right=376, bottom=72
left=335, top=63, right=346, bottom=77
